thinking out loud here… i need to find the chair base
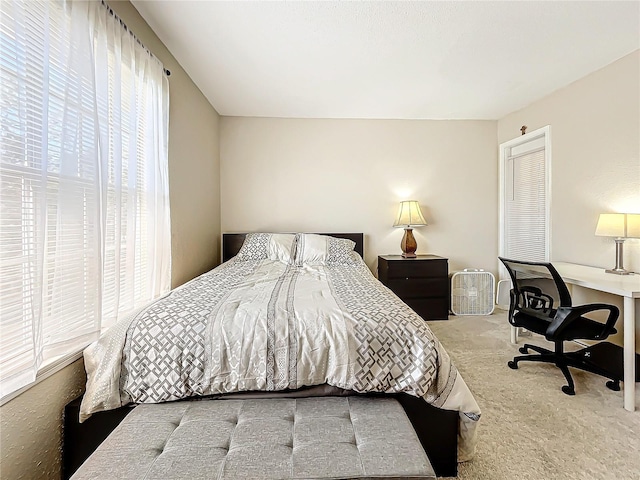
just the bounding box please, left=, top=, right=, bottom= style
left=508, top=341, right=640, bottom=395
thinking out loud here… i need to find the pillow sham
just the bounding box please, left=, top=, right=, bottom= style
left=236, top=233, right=296, bottom=264
left=295, top=233, right=357, bottom=266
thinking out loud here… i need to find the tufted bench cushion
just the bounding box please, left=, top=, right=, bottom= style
left=71, top=396, right=436, bottom=479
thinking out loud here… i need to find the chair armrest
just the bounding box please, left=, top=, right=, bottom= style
left=545, top=304, right=619, bottom=341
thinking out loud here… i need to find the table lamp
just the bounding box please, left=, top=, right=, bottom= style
left=393, top=200, right=427, bottom=258
left=595, top=213, right=640, bottom=274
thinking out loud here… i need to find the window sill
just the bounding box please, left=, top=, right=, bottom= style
left=0, top=348, right=86, bottom=407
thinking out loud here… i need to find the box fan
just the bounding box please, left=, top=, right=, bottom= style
left=451, top=269, right=496, bottom=315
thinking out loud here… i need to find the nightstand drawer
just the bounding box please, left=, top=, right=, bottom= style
left=404, top=298, right=449, bottom=320
left=385, top=278, right=447, bottom=298
left=378, top=254, right=449, bottom=321
left=384, top=260, right=447, bottom=279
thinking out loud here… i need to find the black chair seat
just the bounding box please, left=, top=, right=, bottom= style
left=515, top=309, right=617, bottom=341
left=513, top=309, right=553, bottom=335
left=499, top=257, right=620, bottom=395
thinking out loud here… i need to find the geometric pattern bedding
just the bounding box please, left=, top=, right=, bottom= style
left=81, top=253, right=481, bottom=460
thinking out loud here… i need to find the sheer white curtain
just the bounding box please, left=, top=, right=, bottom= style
left=0, top=0, right=170, bottom=398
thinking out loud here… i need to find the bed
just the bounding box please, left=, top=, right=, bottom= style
left=72, top=232, right=480, bottom=477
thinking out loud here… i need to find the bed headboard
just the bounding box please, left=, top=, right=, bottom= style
left=222, top=233, right=364, bottom=263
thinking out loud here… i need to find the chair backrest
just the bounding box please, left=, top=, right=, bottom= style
left=498, top=258, right=572, bottom=318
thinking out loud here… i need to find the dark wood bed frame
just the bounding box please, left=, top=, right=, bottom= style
left=63, top=232, right=458, bottom=479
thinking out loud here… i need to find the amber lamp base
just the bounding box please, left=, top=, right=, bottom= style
left=401, top=228, right=417, bottom=258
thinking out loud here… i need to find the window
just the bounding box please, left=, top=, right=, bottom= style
left=499, top=126, right=551, bottom=272
left=0, top=0, right=170, bottom=399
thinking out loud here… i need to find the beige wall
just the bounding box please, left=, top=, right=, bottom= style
left=498, top=50, right=640, bottom=349
left=0, top=360, right=86, bottom=480
left=498, top=50, right=640, bottom=273
left=220, top=118, right=498, bottom=274
left=0, top=1, right=221, bottom=479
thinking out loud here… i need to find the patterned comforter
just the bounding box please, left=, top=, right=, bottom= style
left=81, top=254, right=481, bottom=460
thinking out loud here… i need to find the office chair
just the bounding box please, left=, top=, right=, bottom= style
left=498, top=257, right=620, bottom=395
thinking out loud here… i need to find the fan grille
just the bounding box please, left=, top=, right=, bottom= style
left=451, top=270, right=495, bottom=315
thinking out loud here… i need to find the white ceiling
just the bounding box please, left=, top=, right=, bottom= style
left=132, top=1, right=639, bottom=120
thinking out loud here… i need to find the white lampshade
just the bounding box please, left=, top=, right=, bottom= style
left=393, top=200, right=427, bottom=228
left=627, top=214, right=640, bottom=238
left=595, top=213, right=640, bottom=238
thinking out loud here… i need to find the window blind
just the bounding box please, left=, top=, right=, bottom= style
left=503, top=136, right=548, bottom=263
left=0, top=0, right=170, bottom=398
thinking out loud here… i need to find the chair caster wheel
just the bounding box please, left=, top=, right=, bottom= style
left=606, top=380, right=621, bottom=391
left=561, top=386, right=575, bottom=396
left=508, top=361, right=518, bottom=370
left=519, top=347, right=528, bottom=354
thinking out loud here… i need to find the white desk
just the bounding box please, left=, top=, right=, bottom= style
left=512, top=262, right=640, bottom=411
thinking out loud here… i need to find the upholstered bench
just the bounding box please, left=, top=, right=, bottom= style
left=71, top=396, right=436, bottom=479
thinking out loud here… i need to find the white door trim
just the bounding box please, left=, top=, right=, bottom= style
left=498, top=125, right=552, bottom=279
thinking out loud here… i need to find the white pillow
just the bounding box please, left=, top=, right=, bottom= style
left=295, top=233, right=357, bottom=266
left=268, top=233, right=297, bottom=264
left=236, top=233, right=296, bottom=264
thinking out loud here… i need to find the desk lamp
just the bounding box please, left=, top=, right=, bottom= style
left=595, top=213, right=640, bottom=274
left=393, top=200, right=427, bottom=258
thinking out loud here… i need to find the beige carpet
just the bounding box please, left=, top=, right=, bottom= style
left=427, top=311, right=640, bottom=480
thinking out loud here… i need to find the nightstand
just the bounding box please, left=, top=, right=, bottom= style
left=378, top=255, right=449, bottom=320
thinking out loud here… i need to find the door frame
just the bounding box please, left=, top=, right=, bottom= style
left=498, top=125, right=552, bottom=278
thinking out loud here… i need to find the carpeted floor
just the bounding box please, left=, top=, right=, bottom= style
left=427, top=311, right=640, bottom=480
